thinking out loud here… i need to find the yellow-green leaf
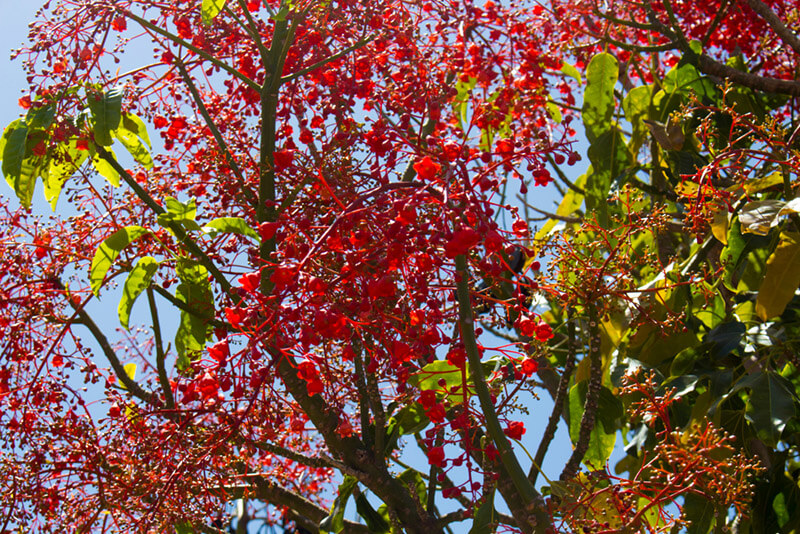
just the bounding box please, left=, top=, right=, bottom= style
left=114, top=126, right=153, bottom=169
left=202, top=0, right=227, bottom=24
left=91, top=146, right=120, bottom=186
left=90, top=226, right=150, bottom=295
left=711, top=210, right=729, bottom=244
left=118, top=363, right=137, bottom=391
left=756, top=232, right=800, bottom=320
left=202, top=217, right=260, bottom=241
left=121, top=112, right=152, bottom=148
left=118, top=257, right=159, bottom=329
left=46, top=139, right=89, bottom=209
left=561, top=61, right=582, bottom=84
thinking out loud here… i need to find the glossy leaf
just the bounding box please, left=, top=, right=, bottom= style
left=89, top=226, right=150, bottom=295
left=118, top=256, right=159, bottom=329
left=739, top=200, right=784, bottom=236
left=568, top=382, right=617, bottom=469
left=757, top=232, right=800, bottom=320
left=746, top=372, right=797, bottom=447
left=356, top=494, right=391, bottom=533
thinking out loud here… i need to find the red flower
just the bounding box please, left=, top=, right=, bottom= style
left=413, top=156, right=441, bottom=181
left=419, top=390, right=437, bottom=409
left=535, top=322, right=553, bottom=342
left=446, top=347, right=466, bottom=368
left=521, top=357, right=538, bottom=376
left=427, top=446, right=446, bottom=467
left=207, top=341, right=230, bottom=364
left=224, top=307, right=247, bottom=328
left=533, top=168, right=552, bottom=187
left=367, top=275, right=396, bottom=299
left=444, top=228, right=481, bottom=258
left=270, top=265, right=297, bottom=290
left=299, top=129, right=313, bottom=144
left=273, top=150, right=294, bottom=171
left=238, top=271, right=261, bottom=293
left=512, top=219, right=529, bottom=238
left=504, top=421, right=526, bottom=440
left=18, top=96, right=31, bottom=110
left=259, top=222, right=279, bottom=241
left=111, top=16, right=127, bottom=32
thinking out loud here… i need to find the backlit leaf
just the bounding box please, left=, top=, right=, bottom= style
left=88, top=86, right=124, bottom=146
left=202, top=0, right=227, bottom=25
left=118, top=256, right=159, bottom=329
left=90, top=226, right=150, bottom=295
left=757, top=232, right=800, bottom=320
left=582, top=52, right=618, bottom=143
left=202, top=217, right=260, bottom=241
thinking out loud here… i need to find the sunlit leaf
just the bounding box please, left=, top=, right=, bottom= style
left=118, top=256, right=159, bottom=329
left=582, top=52, right=618, bottom=143
left=757, top=232, right=800, bottom=320
left=202, top=217, right=260, bottom=241
left=90, top=226, right=150, bottom=295
left=202, top=0, right=228, bottom=25
left=88, top=86, right=124, bottom=146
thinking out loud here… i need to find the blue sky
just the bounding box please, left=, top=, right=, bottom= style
left=0, top=2, right=43, bottom=130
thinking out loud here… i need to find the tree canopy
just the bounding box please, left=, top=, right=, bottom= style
left=0, top=0, right=799, bottom=532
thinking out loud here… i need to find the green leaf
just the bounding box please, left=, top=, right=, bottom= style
left=561, top=61, right=582, bottom=84
left=88, top=86, right=124, bottom=146
left=202, top=0, right=228, bottom=24
left=568, top=382, right=617, bottom=469
left=585, top=129, right=631, bottom=227
left=121, top=112, right=152, bottom=148
left=175, top=523, right=196, bottom=534
left=2, top=123, right=29, bottom=182
left=45, top=139, right=89, bottom=209
left=682, top=493, right=715, bottom=534
left=705, top=321, right=746, bottom=357
left=357, top=495, right=391, bottom=533
left=757, top=232, right=800, bottom=320
left=114, top=125, right=153, bottom=169
left=89, top=226, right=150, bottom=295
left=622, top=85, right=652, bottom=153
left=408, top=360, right=470, bottom=404
left=159, top=197, right=202, bottom=232
left=746, top=372, right=797, bottom=447
left=319, top=476, right=357, bottom=533
left=469, top=489, right=496, bottom=534
left=26, top=105, right=55, bottom=130
left=398, top=469, right=427, bottom=504
left=118, top=257, right=159, bottom=329
left=174, top=258, right=214, bottom=369
left=90, top=145, right=120, bottom=186
left=202, top=217, right=260, bottom=241
left=582, top=52, right=618, bottom=144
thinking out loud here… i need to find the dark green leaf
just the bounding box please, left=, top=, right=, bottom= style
left=356, top=494, right=391, bottom=533
left=746, top=372, right=797, bottom=447
left=26, top=105, right=55, bottom=130
left=174, top=258, right=214, bottom=368
left=682, top=493, right=715, bottom=534
left=319, top=476, right=357, bottom=533
left=469, top=490, right=496, bottom=534
left=2, top=123, right=29, bottom=183
left=705, top=321, right=745, bottom=357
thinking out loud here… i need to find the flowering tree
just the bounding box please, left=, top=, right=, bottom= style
left=0, top=0, right=798, bottom=532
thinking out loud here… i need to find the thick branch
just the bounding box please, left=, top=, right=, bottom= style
left=745, top=0, right=800, bottom=56
left=560, top=306, right=603, bottom=481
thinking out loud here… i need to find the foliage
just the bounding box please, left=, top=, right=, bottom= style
left=0, top=0, right=798, bottom=532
